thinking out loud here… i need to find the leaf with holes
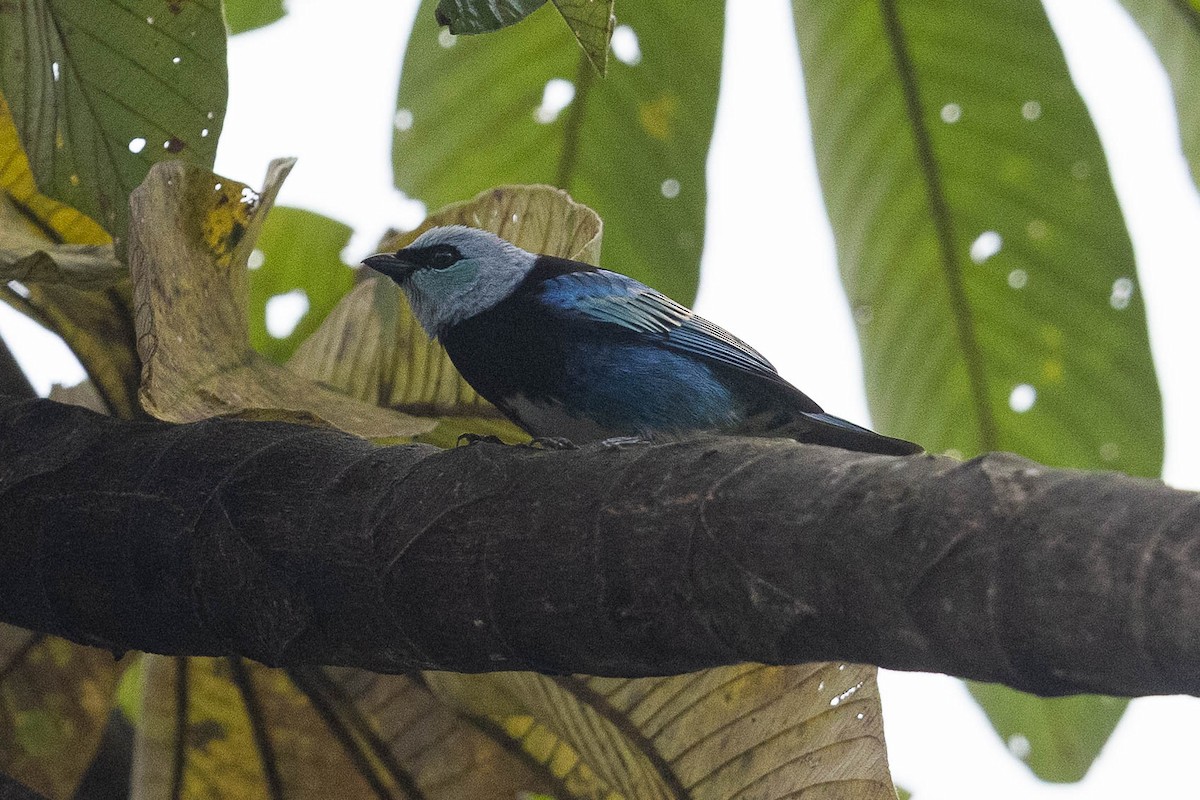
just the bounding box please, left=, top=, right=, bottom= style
left=1117, top=0, right=1200, bottom=191
left=791, top=0, right=1161, bottom=780
left=0, top=0, right=227, bottom=251
left=289, top=184, right=600, bottom=444
left=246, top=207, right=354, bottom=363
left=0, top=627, right=128, bottom=799
left=130, top=158, right=431, bottom=439
left=394, top=0, right=720, bottom=303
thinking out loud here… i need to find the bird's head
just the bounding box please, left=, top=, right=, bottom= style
left=362, top=225, right=536, bottom=339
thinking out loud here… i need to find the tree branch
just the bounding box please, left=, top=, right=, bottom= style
left=0, top=395, right=1196, bottom=698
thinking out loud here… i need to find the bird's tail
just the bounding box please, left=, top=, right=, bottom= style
left=788, top=412, right=923, bottom=456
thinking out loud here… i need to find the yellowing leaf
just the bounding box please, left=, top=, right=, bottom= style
left=0, top=627, right=126, bottom=799
left=129, top=159, right=431, bottom=439
left=133, top=660, right=561, bottom=800
left=289, top=184, right=601, bottom=443
left=133, top=657, right=391, bottom=800
left=0, top=93, right=109, bottom=247
left=0, top=94, right=123, bottom=289
left=423, top=663, right=896, bottom=799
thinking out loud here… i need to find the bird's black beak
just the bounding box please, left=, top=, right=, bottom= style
left=362, top=252, right=415, bottom=282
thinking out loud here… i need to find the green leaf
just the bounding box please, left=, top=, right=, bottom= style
left=434, top=0, right=548, bottom=33
left=246, top=207, right=354, bottom=363
left=129, top=158, right=432, bottom=439
left=394, top=0, right=721, bottom=304
left=1117, top=0, right=1200, bottom=190
left=791, top=0, right=1161, bottom=780
left=222, top=0, right=286, bottom=35
left=967, top=684, right=1126, bottom=782
left=0, top=0, right=228, bottom=250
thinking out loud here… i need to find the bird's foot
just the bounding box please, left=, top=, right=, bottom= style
left=600, top=435, right=653, bottom=450
left=457, top=433, right=506, bottom=447
left=525, top=436, right=578, bottom=450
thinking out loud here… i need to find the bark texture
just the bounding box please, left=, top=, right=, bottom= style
left=0, top=395, right=1197, bottom=697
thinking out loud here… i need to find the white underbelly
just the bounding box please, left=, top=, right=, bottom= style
left=499, top=394, right=615, bottom=441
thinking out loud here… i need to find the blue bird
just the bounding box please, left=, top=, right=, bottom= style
left=363, top=225, right=920, bottom=455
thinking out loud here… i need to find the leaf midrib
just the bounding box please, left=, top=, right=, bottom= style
left=879, top=0, right=998, bottom=451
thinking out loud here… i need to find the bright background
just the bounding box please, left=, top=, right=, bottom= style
left=4, top=1, right=1199, bottom=796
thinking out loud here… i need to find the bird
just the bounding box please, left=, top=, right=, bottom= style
left=362, top=225, right=921, bottom=455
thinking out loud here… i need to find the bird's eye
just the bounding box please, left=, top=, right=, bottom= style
left=427, top=246, right=462, bottom=270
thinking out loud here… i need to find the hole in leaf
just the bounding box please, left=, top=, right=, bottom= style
left=612, top=25, right=642, bottom=65
left=534, top=79, right=575, bottom=124
left=970, top=231, right=1002, bottom=263
left=265, top=290, right=309, bottom=339
left=1110, top=277, right=1134, bottom=309
left=1009, top=384, right=1036, bottom=413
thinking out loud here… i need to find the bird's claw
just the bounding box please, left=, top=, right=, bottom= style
left=457, top=433, right=506, bottom=447
left=600, top=435, right=653, bottom=450
left=525, top=436, right=578, bottom=450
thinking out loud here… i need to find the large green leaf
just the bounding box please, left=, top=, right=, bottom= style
left=791, top=0, right=1163, bottom=781
left=0, top=0, right=227, bottom=249
left=246, top=207, right=354, bottom=363
left=1117, top=0, right=1200, bottom=190
left=394, top=0, right=721, bottom=303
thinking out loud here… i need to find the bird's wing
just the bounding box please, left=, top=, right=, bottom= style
left=534, top=268, right=784, bottom=379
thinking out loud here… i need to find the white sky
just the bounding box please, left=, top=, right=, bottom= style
left=4, top=0, right=1199, bottom=796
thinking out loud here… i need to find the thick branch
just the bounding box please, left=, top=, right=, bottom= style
left=0, top=396, right=1196, bottom=697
